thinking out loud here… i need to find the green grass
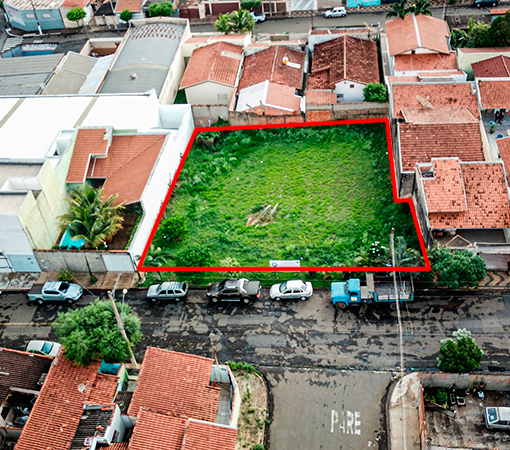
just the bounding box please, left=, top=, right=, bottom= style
left=148, top=124, right=420, bottom=274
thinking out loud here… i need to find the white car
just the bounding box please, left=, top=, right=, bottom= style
left=251, top=11, right=266, bottom=22
left=25, top=340, right=62, bottom=357
left=324, top=6, right=347, bottom=17
left=270, top=280, right=313, bottom=301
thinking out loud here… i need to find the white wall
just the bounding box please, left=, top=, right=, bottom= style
left=458, top=49, right=510, bottom=79
left=334, top=80, right=365, bottom=103
left=185, top=82, right=235, bottom=106
left=129, top=105, right=194, bottom=261
left=0, top=214, right=33, bottom=255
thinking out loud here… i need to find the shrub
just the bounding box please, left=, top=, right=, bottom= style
left=156, top=216, right=187, bottom=246
left=57, top=268, right=74, bottom=283
left=430, top=247, right=487, bottom=289
left=436, top=389, right=448, bottom=405
left=148, top=1, right=173, bottom=16
left=66, top=7, right=86, bottom=23
left=253, top=444, right=265, bottom=450
left=363, top=83, right=387, bottom=103
left=119, top=9, right=133, bottom=22
left=241, top=0, right=261, bottom=9
left=175, top=245, right=212, bottom=267
left=437, top=328, right=483, bottom=373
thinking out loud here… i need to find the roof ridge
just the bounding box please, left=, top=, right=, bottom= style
left=207, top=41, right=222, bottom=83
left=412, top=14, right=422, bottom=49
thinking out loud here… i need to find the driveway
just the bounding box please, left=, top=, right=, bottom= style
left=263, top=367, right=392, bottom=450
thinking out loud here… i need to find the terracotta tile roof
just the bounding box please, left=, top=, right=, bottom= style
left=310, top=27, right=367, bottom=35
left=498, top=136, right=510, bottom=175
left=180, top=42, right=243, bottom=89
left=109, top=444, right=130, bottom=450
left=401, top=106, right=478, bottom=124
left=265, top=82, right=301, bottom=111
left=67, top=128, right=109, bottom=183
left=238, top=46, right=304, bottom=90
left=236, top=81, right=302, bottom=115
left=128, top=347, right=219, bottom=421
left=386, top=14, right=450, bottom=56
left=394, top=53, right=458, bottom=72
left=15, top=359, right=118, bottom=450
left=115, top=0, right=142, bottom=12
left=129, top=409, right=187, bottom=450
left=478, top=79, right=510, bottom=109
left=392, top=83, right=479, bottom=118
left=308, top=35, right=378, bottom=89
left=472, top=55, right=510, bottom=78
left=90, top=134, right=167, bottom=205
left=306, top=89, right=337, bottom=105
left=0, top=348, right=52, bottom=405
left=459, top=47, right=510, bottom=53
left=182, top=419, right=238, bottom=450
left=61, top=0, right=89, bottom=8
left=184, top=35, right=247, bottom=45
left=426, top=162, right=510, bottom=229
left=491, top=7, right=510, bottom=14
left=421, top=158, right=467, bottom=213
left=399, top=122, right=484, bottom=172
left=386, top=75, right=420, bottom=84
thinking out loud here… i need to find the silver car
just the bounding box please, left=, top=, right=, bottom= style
left=25, top=340, right=62, bottom=357
left=147, top=281, right=188, bottom=302
left=270, top=280, right=313, bottom=301
left=324, top=6, right=347, bottom=17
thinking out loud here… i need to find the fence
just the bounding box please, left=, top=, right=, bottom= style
left=34, top=250, right=135, bottom=273
left=306, top=101, right=389, bottom=122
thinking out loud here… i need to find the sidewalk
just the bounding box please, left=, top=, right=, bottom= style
left=479, top=271, right=510, bottom=289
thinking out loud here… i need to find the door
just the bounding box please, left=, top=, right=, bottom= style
left=8, top=254, right=41, bottom=273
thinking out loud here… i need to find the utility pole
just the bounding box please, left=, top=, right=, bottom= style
left=29, top=0, right=43, bottom=35
left=107, top=290, right=139, bottom=369
left=390, top=228, right=405, bottom=377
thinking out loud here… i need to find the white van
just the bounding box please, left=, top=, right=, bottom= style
left=485, top=407, right=510, bottom=429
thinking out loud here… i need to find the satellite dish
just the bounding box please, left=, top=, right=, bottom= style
left=417, top=95, right=434, bottom=109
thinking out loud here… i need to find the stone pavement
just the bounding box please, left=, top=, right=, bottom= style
left=479, top=271, right=510, bottom=289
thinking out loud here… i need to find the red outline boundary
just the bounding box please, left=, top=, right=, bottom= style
left=137, top=118, right=431, bottom=273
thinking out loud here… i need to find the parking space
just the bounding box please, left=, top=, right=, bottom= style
left=426, top=390, right=510, bottom=449
left=263, top=368, right=391, bottom=450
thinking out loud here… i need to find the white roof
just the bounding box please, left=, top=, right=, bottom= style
left=5, top=0, right=64, bottom=10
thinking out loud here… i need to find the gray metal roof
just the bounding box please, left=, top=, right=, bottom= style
left=0, top=54, right=62, bottom=95
left=100, top=23, right=184, bottom=96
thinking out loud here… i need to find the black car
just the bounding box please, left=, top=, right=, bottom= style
left=206, top=278, right=261, bottom=304
left=474, top=0, right=498, bottom=7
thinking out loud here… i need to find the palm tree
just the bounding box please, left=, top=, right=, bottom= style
left=144, top=245, right=172, bottom=267
left=229, top=8, right=255, bottom=33
left=386, top=0, right=412, bottom=19
left=215, top=13, right=233, bottom=34
left=60, top=184, right=125, bottom=249
left=413, top=0, right=432, bottom=16
left=393, top=236, right=424, bottom=267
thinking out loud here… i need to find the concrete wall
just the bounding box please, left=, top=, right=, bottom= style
left=229, top=111, right=305, bottom=125
left=191, top=104, right=230, bottom=127
left=185, top=83, right=235, bottom=106
left=306, top=101, right=388, bottom=122
left=421, top=372, right=510, bottom=391
left=35, top=249, right=108, bottom=272
left=334, top=80, right=366, bottom=103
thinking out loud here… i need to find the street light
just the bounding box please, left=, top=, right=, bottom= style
left=122, top=288, right=128, bottom=313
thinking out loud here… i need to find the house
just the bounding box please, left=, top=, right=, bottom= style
left=94, top=1, right=118, bottom=27
left=3, top=0, right=65, bottom=32
left=472, top=55, right=510, bottom=78
left=477, top=79, right=510, bottom=113
left=15, top=347, right=239, bottom=450
left=308, top=35, right=379, bottom=103
left=180, top=42, right=243, bottom=105
left=60, top=0, right=93, bottom=28
left=0, top=93, right=193, bottom=273
left=308, top=27, right=378, bottom=51
left=99, top=18, right=192, bottom=104
left=457, top=47, right=510, bottom=79
left=0, top=348, right=53, bottom=443
left=115, top=0, right=144, bottom=21
left=414, top=158, right=510, bottom=246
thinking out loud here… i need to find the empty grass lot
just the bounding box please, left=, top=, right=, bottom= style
left=151, top=123, right=420, bottom=268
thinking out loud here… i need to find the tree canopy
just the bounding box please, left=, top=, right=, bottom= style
left=386, top=0, right=412, bottom=19
left=412, top=0, right=432, bottom=16
left=240, top=0, right=261, bottom=9
left=214, top=8, right=254, bottom=34
left=53, top=299, right=142, bottom=367
left=437, top=328, right=483, bottom=373
left=59, top=184, right=125, bottom=249
left=119, top=9, right=133, bottom=22
left=66, top=7, right=86, bottom=22
left=148, top=1, right=174, bottom=17
left=363, top=83, right=387, bottom=103
left=490, top=11, right=510, bottom=47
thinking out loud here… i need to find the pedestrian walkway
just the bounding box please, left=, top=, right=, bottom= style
left=479, top=271, right=510, bottom=289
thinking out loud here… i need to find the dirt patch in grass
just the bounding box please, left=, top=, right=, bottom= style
left=234, top=370, right=268, bottom=450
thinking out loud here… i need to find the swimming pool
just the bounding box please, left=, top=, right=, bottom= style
left=60, top=229, right=86, bottom=249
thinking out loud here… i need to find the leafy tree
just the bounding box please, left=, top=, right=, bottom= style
left=214, top=13, right=233, bottom=34
left=148, top=1, right=173, bottom=17
left=411, top=0, right=432, bottom=16
left=53, top=299, right=142, bottom=367
left=144, top=244, right=172, bottom=267
left=119, top=9, right=133, bottom=22
left=450, top=29, right=468, bottom=50
left=240, top=0, right=261, bottom=9
left=428, top=247, right=487, bottom=289
left=393, top=236, right=423, bottom=267
left=66, top=7, right=86, bottom=25
left=437, top=328, right=483, bottom=373
left=363, top=83, right=387, bottom=103
left=490, top=11, right=510, bottom=47
left=386, top=0, right=412, bottom=19
left=466, top=21, right=494, bottom=48
left=175, top=245, right=212, bottom=267
left=155, top=216, right=187, bottom=247
left=228, top=8, right=255, bottom=33
left=59, top=184, right=125, bottom=249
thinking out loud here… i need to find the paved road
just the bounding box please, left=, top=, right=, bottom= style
left=0, top=288, right=508, bottom=371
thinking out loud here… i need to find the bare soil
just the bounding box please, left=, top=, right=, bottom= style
left=234, top=370, right=268, bottom=450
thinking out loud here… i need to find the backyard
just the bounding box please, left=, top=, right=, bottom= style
left=145, top=123, right=421, bottom=274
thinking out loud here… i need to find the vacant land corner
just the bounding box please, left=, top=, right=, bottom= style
left=148, top=124, right=421, bottom=270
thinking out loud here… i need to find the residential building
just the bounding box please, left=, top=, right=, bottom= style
left=3, top=0, right=65, bottom=32
left=99, top=18, right=192, bottom=104
left=414, top=158, right=510, bottom=246
left=457, top=47, right=510, bottom=79
left=15, top=347, right=239, bottom=450
left=115, top=0, right=144, bottom=21
left=60, top=0, right=93, bottom=28
left=94, top=1, right=118, bottom=27
left=308, top=27, right=378, bottom=51
left=472, top=55, right=510, bottom=78
left=180, top=42, right=243, bottom=105
left=308, top=35, right=379, bottom=103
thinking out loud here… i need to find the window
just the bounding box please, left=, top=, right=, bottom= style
left=42, top=13, right=51, bottom=18
left=217, top=93, right=227, bottom=100
left=25, top=13, right=35, bottom=18
left=350, top=84, right=355, bottom=89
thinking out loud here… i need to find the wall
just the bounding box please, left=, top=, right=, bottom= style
left=191, top=104, right=229, bottom=127
left=412, top=169, right=433, bottom=247
left=5, top=4, right=64, bottom=32
left=229, top=110, right=305, bottom=125
left=305, top=101, right=388, bottom=122
left=0, top=213, right=33, bottom=256
left=421, top=372, right=510, bottom=391
left=94, top=14, right=119, bottom=27
left=35, top=249, right=107, bottom=272
left=334, top=80, right=366, bottom=103
left=185, top=83, right=235, bottom=106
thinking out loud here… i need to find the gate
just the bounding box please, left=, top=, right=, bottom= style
left=102, top=253, right=135, bottom=272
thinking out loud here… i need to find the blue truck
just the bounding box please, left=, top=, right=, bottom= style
left=331, top=273, right=414, bottom=310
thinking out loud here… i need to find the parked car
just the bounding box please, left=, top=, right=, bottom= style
left=27, top=281, right=83, bottom=305
left=270, top=280, right=313, bottom=301
left=147, top=282, right=188, bottom=302
left=485, top=407, right=510, bottom=429
left=324, top=6, right=347, bottom=17
left=474, top=0, right=498, bottom=7
left=251, top=11, right=266, bottom=22
left=25, top=340, right=62, bottom=357
left=206, top=278, right=261, bottom=304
